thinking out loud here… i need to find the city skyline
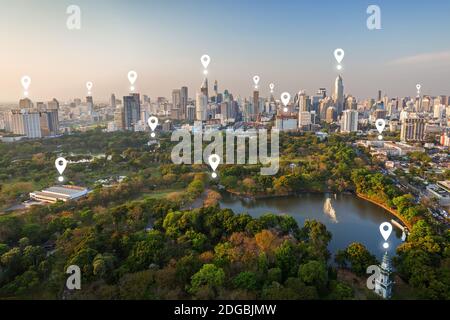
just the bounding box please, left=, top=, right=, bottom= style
left=1, top=0, right=450, bottom=102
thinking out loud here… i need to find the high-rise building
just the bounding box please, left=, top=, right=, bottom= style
left=196, top=92, right=208, bottom=121
left=318, top=88, right=327, bottom=98
left=201, top=77, right=208, bottom=99
left=39, top=109, right=59, bottom=136
left=123, top=95, right=141, bottom=130
left=253, top=90, right=259, bottom=117
left=345, top=96, right=357, bottom=110
left=180, top=86, right=188, bottom=118
left=8, top=109, right=41, bottom=138
left=111, top=94, right=116, bottom=109
left=378, top=90, right=382, bottom=102
left=172, top=89, right=181, bottom=111
left=400, top=116, right=425, bottom=142
left=186, top=105, right=196, bottom=121
left=86, top=96, right=94, bottom=115
left=298, top=111, right=312, bottom=130
left=114, top=106, right=125, bottom=130
left=19, top=98, right=33, bottom=109
left=47, top=98, right=59, bottom=110
left=298, top=92, right=311, bottom=112
left=326, top=106, right=337, bottom=123
left=213, top=80, right=218, bottom=97
left=333, top=75, right=344, bottom=114
left=341, top=109, right=358, bottom=133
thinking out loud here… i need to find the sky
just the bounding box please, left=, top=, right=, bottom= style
left=1, top=0, right=450, bottom=103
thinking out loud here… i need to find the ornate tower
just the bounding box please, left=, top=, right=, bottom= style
left=375, top=252, right=394, bottom=299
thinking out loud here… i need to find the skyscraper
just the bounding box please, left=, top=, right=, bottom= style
left=201, top=77, right=208, bottom=99
left=123, top=95, right=141, bottom=130
left=298, top=92, right=311, bottom=112
left=19, top=98, right=33, bottom=109
left=196, top=92, right=208, bottom=121
left=213, top=80, right=218, bottom=97
left=86, top=96, right=94, bottom=115
left=111, top=94, right=116, bottom=109
left=172, top=89, right=181, bottom=117
left=253, top=90, right=259, bottom=118
left=333, top=75, right=344, bottom=115
left=47, top=98, right=59, bottom=110
left=341, top=109, right=358, bottom=133
left=180, top=86, right=188, bottom=118
left=400, top=115, right=425, bottom=142
left=8, top=109, right=41, bottom=138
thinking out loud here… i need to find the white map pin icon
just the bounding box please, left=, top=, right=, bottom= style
left=128, top=71, right=137, bottom=85
left=269, top=83, right=275, bottom=92
left=375, top=119, right=386, bottom=133
left=334, top=48, right=345, bottom=64
left=201, top=55, right=211, bottom=69
left=379, top=222, right=393, bottom=246
left=55, top=157, right=68, bottom=175
left=21, top=76, right=31, bottom=95
left=281, top=92, right=291, bottom=107
left=86, top=81, right=93, bottom=92
left=208, top=154, right=220, bottom=178
left=148, top=116, right=158, bottom=137
left=416, top=84, right=421, bottom=91
left=253, top=75, right=260, bottom=85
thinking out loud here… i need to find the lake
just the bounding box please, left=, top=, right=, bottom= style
left=219, top=192, right=403, bottom=260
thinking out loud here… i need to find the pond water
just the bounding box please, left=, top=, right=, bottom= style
left=219, top=193, right=403, bottom=260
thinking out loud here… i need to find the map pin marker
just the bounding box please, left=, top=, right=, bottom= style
left=269, top=83, right=275, bottom=93
left=379, top=222, right=392, bottom=249
left=281, top=92, right=291, bottom=112
left=208, top=154, right=220, bottom=178
left=55, top=157, right=68, bottom=182
left=416, top=84, right=421, bottom=94
left=253, top=75, right=260, bottom=89
left=148, top=116, right=158, bottom=137
left=375, top=119, right=386, bottom=140
left=128, top=71, right=138, bottom=91
left=201, top=54, right=211, bottom=70
left=86, top=81, right=93, bottom=95
left=334, top=48, right=345, bottom=70
left=21, top=76, right=31, bottom=96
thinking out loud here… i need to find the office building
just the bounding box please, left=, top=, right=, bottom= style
left=186, top=105, right=196, bottom=121
left=201, top=77, right=208, bottom=99
left=39, top=109, right=59, bottom=136
left=333, top=75, right=344, bottom=114
left=180, top=86, right=188, bottom=118
left=111, top=94, right=116, bottom=109
left=400, top=116, right=425, bottom=142
left=298, top=111, right=312, bottom=130
left=172, top=89, right=181, bottom=113
left=196, top=92, right=208, bottom=121
left=123, top=94, right=141, bottom=130
left=341, top=109, right=358, bottom=133
left=326, top=106, right=337, bottom=123
left=114, top=106, right=124, bottom=130
left=19, top=98, right=33, bottom=109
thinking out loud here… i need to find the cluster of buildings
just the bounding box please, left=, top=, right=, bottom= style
left=1, top=74, right=449, bottom=149
left=1, top=98, right=59, bottom=139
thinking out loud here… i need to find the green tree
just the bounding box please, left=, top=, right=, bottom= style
left=189, top=264, right=225, bottom=296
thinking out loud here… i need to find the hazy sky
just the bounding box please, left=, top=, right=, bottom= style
left=1, top=0, right=450, bottom=103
